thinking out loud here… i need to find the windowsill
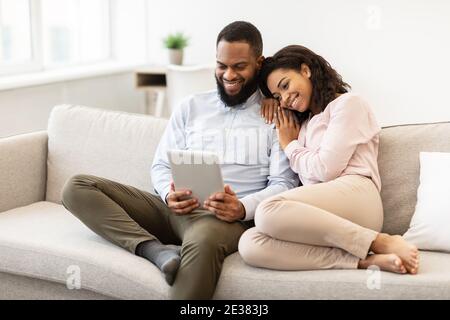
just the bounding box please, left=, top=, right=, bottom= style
left=0, top=61, right=148, bottom=91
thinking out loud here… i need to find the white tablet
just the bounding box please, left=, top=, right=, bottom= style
left=167, top=149, right=224, bottom=208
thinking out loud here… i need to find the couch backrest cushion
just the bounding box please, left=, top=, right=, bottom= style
left=46, top=104, right=450, bottom=235
left=46, top=105, right=168, bottom=203
left=378, top=122, right=450, bottom=235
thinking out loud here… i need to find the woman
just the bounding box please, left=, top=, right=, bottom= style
left=238, top=45, right=419, bottom=274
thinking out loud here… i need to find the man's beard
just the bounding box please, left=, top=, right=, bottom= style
left=215, top=75, right=259, bottom=107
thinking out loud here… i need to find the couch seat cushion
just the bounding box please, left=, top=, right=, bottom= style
left=216, top=251, right=450, bottom=299
left=0, top=201, right=168, bottom=299
left=1, top=202, right=450, bottom=299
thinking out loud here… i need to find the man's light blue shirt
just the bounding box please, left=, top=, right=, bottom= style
left=151, top=89, right=299, bottom=220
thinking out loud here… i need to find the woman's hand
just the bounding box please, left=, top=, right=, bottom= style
left=261, top=98, right=279, bottom=124
left=275, top=107, right=301, bottom=150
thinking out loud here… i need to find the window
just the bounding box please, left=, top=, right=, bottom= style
left=0, top=0, right=147, bottom=77
left=0, top=0, right=35, bottom=74
left=41, top=0, right=110, bottom=67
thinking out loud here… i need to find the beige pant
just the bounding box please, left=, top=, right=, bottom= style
left=238, top=175, right=383, bottom=270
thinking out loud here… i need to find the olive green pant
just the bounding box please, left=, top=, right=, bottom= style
left=61, top=174, right=251, bottom=300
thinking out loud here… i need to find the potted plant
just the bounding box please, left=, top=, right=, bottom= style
left=163, top=32, right=189, bottom=65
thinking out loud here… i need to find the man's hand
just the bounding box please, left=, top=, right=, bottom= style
left=166, top=182, right=199, bottom=215
left=261, top=98, right=279, bottom=124
left=274, top=107, right=301, bottom=150
left=203, top=185, right=246, bottom=222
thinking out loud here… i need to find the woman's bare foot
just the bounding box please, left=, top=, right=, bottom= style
left=370, top=233, right=419, bottom=274
left=358, top=253, right=407, bottom=274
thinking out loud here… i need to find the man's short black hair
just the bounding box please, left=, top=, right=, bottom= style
left=216, top=21, right=263, bottom=57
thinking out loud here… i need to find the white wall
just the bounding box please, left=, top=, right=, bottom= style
left=0, top=72, right=145, bottom=138
left=1, top=0, right=448, bottom=138
left=148, top=0, right=450, bottom=126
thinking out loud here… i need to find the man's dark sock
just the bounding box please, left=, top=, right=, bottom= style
left=136, top=239, right=181, bottom=285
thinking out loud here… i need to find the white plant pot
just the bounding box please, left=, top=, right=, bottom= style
left=168, top=49, right=183, bottom=65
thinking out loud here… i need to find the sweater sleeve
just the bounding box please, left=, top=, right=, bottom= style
left=284, top=95, right=380, bottom=182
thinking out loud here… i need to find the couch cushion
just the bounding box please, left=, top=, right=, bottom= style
left=0, top=271, right=113, bottom=300
left=46, top=105, right=168, bottom=203
left=216, top=251, right=450, bottom=299
left=1, top=202, right=449, bottom=299
left=0, top=201, right=168, bottom=299
left=378, top=122, right=450, bottom=235
left=46, top=105, right=450, bottom=236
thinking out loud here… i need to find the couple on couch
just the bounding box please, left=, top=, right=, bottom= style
left=61, top=21, right=419, bottom=300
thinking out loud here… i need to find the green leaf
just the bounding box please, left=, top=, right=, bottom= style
left=162, top=32, right=189, bottom=49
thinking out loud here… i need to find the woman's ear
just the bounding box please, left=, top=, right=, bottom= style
left=300, top=63, right=312, bottom=79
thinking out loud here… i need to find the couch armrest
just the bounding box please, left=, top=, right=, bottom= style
left=0, top=131, right=48, bottom=213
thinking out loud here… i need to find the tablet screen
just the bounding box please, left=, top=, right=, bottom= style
left=168, top=150, right=224, bottom=208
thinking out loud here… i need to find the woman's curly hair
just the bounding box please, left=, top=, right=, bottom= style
left=259, top=45, right=351, bottom=123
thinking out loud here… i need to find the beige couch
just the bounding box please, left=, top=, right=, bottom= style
left=1, top=104, right=450, bottom=299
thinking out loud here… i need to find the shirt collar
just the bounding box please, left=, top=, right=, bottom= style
left=217, top=89, right=263, bottom=110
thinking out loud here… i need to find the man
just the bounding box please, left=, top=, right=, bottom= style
left=61, top=21, right=298, bottom=300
